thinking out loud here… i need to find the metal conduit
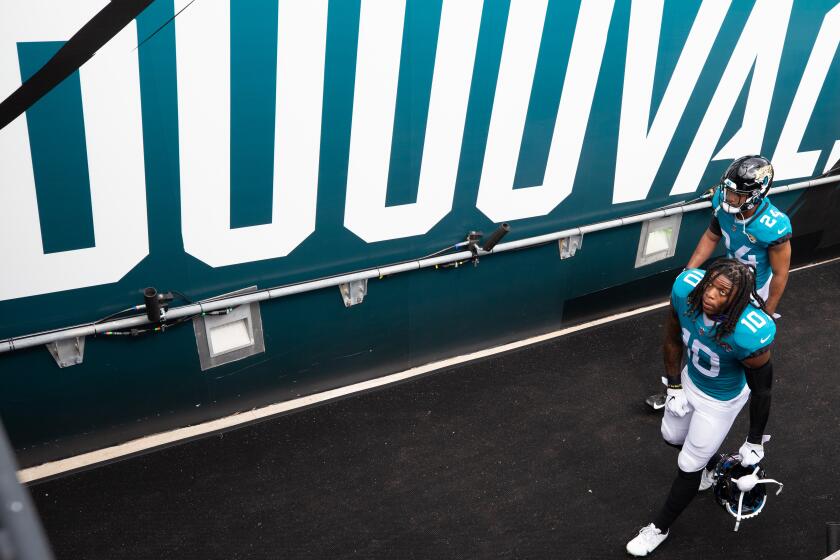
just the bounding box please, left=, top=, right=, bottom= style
left=2, top=175, right=839, bottom=355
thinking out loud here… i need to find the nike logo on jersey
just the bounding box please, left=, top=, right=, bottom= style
left=760, top=335, right=772, bottom=343
left=777, top=227, right=787, bottom=234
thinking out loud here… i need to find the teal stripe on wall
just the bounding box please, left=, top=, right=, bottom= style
left=17, top=41, right=95, bottom=254
left=450, top=0, right=509, bottom=197
left=513, top=1, right=580, bottom=190
left=384, top=0, right=442, bottom=207
left=230, top=0, right=279, bottom=228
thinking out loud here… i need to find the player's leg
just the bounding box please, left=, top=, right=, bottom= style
left=627, top=382, right=695, bottom=556
left=629, top=414, right=695, bottom=557
left=678, top=384, right=749, bottom=475
left=698, top=454, right=719, bottom=491
left=648, top=468, right=702, bottom=537
left=650, top=387, right=711, bottom=539
left=680, top=383, right=750, bottom=496
left=629, top=378, right=746, bottom=556
left=754, top=275, right=780, bottom=318
left=654, top=376, right=749, bottom=532
left=660, top=402, right=693, bottom=449
left=757, top=276, right=771, bottom=303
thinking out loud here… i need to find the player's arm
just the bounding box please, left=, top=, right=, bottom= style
left=663, top=304, right=683, bottom=385
left=662, top=297, right=690, bottom=417
left=764, top=240, right=791, bottom=315
left=741, top=350, right=772, bottom=446
left=685, top=219, right=722, bottom=269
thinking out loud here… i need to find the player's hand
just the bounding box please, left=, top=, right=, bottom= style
left=739, top=441, right=764, bottom=466
left=665, top=387, right=689, bottom=417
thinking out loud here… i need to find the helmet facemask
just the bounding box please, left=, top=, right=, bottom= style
left=717, top=178, right=769, bottom=215
left=711, top=453, right=784, bottom=531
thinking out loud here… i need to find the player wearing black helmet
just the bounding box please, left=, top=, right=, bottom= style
left=646, top=155, right=791, bottom=411
left=692, top=155, right=791, bottom=312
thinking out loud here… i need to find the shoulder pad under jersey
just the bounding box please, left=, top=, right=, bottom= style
left=672, top=269, right=705, bottom=306
left=732, top=305, right=776, bottom=358
left=750, top=200, right=792, bottom=245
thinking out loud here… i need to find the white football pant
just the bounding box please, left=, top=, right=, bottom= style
left=660, top=366, right=750, bottom=472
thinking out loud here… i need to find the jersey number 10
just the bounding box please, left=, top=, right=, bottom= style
left=739, top=311, right=767, bottom=333
left=682, top=328, right=720, bottom=378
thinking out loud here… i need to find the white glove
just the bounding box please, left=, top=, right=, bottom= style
left=665, top=387, right=689, bottom=417
left=739, top=440, right=764, bottom=466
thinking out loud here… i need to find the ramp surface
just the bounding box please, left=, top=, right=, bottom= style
left=29, top=259, right=840, bottom=559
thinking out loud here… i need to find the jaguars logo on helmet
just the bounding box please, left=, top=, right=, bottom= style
left=711, top=453, right=784, bottom=531
left=717, top=155, right=775, bottom=215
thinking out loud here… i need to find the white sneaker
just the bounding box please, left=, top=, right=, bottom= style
left=698, top=467, right=716, bottom=491
left=626, top=523, right=668, bottom=557
left=645, top=393, right=666, bottom=410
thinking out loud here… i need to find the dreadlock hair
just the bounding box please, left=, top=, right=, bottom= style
left=685, top=258, right=766, bottom=343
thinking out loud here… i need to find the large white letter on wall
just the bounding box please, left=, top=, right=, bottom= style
left=177, top=0, right=327, bottom=267
left=343, top=0, right=483, bottom=243
left=475, top=0, right=614, bottom=222
left=671, top=0, right=793, bottom=196
left=0, top=1, right=148, bottom=301
left=772, top=3, right=840, bottom=181
left=613, top=0, right=729, bottom=204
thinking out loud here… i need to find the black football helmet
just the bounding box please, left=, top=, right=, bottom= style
left=717, top=155, right=774, bottom=215
left=711, top=453, right=784, bottom=531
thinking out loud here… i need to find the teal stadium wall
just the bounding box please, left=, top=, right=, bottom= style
left=1, top=0, right=839, bottom=466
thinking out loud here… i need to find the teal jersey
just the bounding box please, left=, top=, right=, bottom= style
left=671, top=269, right=776, bottom=401
left=711, top=190, right=792, bottom=290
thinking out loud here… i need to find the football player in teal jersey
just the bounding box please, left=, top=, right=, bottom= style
left=687, top=155, right=791, bottom=312
left=646, top=155, right=791, bottom=411
left=627, top=259, right=776, bottom=557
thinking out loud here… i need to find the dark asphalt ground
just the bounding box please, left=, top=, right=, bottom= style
left=27, top=258, right=840, bottom=559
